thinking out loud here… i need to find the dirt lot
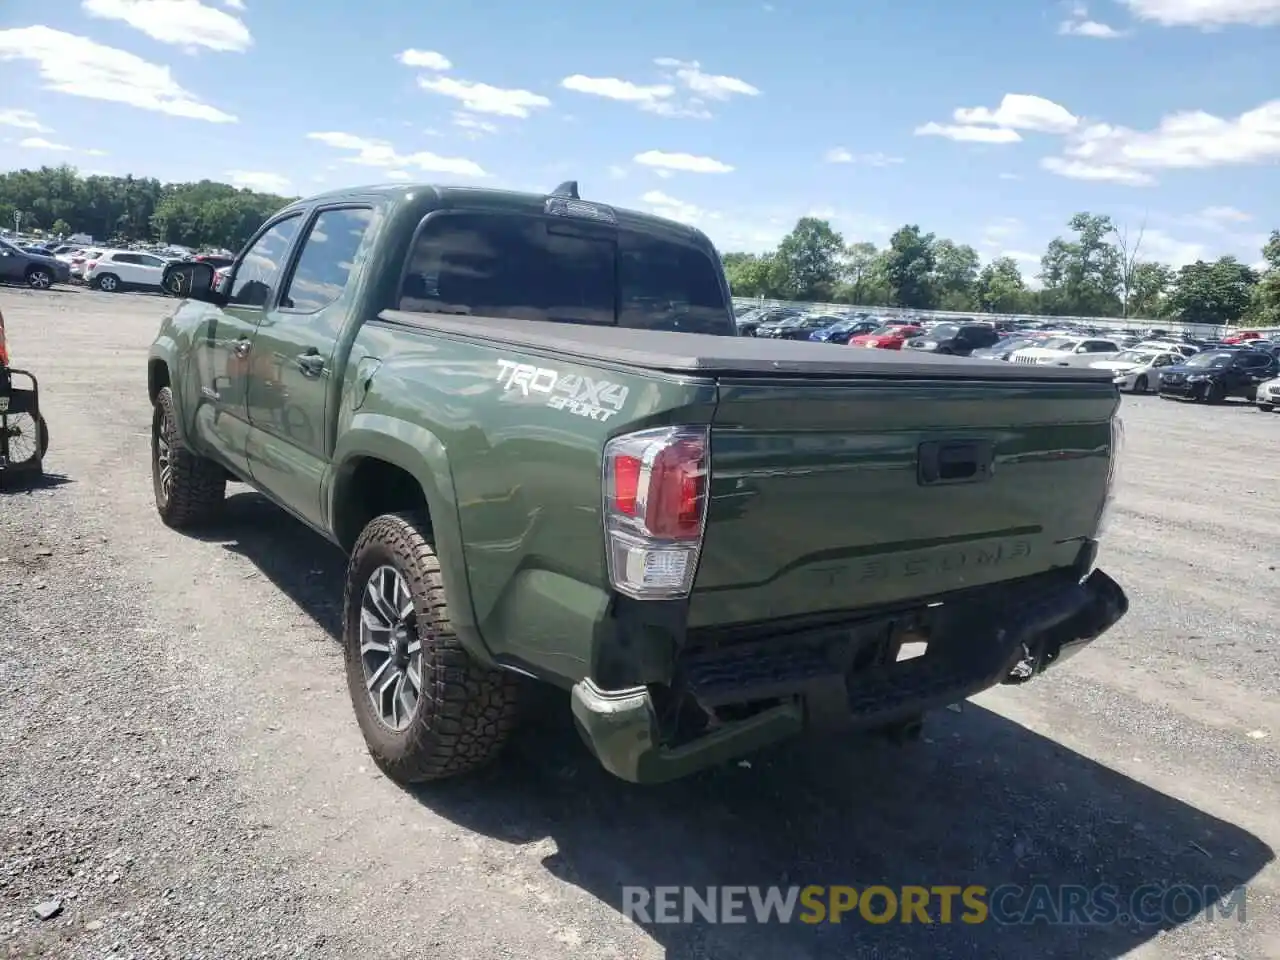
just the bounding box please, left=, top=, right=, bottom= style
left=1, top=286, right=1277, bottom=959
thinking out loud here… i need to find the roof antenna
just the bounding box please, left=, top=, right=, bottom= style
left=550, top=180, right=580, bottom=200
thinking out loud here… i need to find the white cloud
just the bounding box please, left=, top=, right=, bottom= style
left=81, top=0, right=253, bottom=53
left=397, top=49, right=450, bottom=70
left=417, top=75, right=550, bottom=118
left=85, top=147, right=108, bottom=156
left=223, top=0, right=244, bottom=8
left=384, top=170, right=412, bottom=181
left=1059, top=17, right=1126, bottom=36
left=1040, top=156, right=1156, bottom=185
left=1042, top=100, right=1280, bottom=185
left=633, top=149, right=734, bottom=173
left=561, top=59, right=757, bottom=119
left=1199, top=205, right=1252, bottom=223
left=19, top=136, right=71, bottom=151
left=307, top=131, right=487, bottom=178
left=0, top=26, right=236, bottom=122
left=915, top=122, right=1023, bottom=143
left=824, top=147, right=904, bottom=165
left=452, top=112, right=497, bottom=136
left=0, top=109, right=51, bottom=133
left=226, top=169, right=290, bottom=193
left=1139, top=228, right=1212, bottom=266
left=641, top=190, right=706, bottom=225
left=653, top=58, right=760, bottom=100
left=561, top=75, right=674, bottom=107
left=1120, top=0, right=1280, bottom=27
left=954, top=94, right=1079, bottom=133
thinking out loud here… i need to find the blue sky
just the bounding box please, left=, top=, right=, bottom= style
left=0, top=0, right=1277, bottom=275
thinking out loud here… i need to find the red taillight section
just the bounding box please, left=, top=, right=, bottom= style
left=602, top=425, right=710, bottom=599
left=86, top=261, right=98, bottom=270
left=0, top=309, right=8, bottom=367
left=645, top=438, right=707, bottom=540
left=612, top=455, right=641, bottom=516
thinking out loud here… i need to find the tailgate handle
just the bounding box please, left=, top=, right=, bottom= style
left=918, top=440, right=994, bottom=486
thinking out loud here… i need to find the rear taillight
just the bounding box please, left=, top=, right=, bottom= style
left=0, top=309, right=8, bottom=366
left=603, top=425, right=709, bottom=599
left=86, top=261, right=98, bottom=270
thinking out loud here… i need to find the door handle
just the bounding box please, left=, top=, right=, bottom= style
left=295, top=351, right=325, bottom=377
left=233, top=338, right=251, bottom=357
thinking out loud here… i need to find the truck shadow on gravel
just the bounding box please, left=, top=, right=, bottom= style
left=204, top=490, right=1275, bottom=960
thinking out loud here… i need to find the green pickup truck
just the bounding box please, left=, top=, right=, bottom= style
left=148, top=181, right=1129, bottom=785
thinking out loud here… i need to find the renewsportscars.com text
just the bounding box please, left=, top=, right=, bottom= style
left=622, top=884, right=1248, bottom=926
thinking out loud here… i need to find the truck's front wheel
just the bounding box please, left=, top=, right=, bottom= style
left=151, top=386, right=226, bottom=528
left=343, top=513, right=519, bottom=783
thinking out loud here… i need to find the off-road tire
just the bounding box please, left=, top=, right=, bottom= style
left=25, top=266, right=53, bottom=290
left=151, top=386, right=225, bottom=527
left=343, top=512, right=520, bottom=783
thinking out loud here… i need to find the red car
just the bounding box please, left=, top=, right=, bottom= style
left=849, top=323, right=923, bottom=350
left=1222, top=330, right=1262, bottom=345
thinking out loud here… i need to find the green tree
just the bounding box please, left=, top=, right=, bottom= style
left=1167, top=257, right=1258, bottom=327
left=773, top=217, right=845, bottom=301
left=881, top=225, right=937, bottom=308
left=841, top=241, right=880, bottom=304
left=1128, top=261, right=1175, bottom=318
left=50, top=218, right=72, bottom=237
left=1252, top=230, right=1280, bottom=326
left=1038, top=213, right=1122, bottom=316
left=931, top=239, right=980, bottom=310
left=974, top=256, right=1031, bottom=314
left=721, top=251, right=781, bottom=298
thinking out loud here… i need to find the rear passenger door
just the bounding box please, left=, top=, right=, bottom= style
left=244, top=204, right=379, bottom=529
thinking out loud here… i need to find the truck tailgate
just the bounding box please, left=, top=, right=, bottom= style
left=690, top=376, right=1118, bottom=628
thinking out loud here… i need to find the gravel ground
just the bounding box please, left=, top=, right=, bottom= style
left=1, top=286, right=1276, bottom=960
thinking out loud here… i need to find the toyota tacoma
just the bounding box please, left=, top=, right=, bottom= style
left=147, top=181, right=1129, bottom=784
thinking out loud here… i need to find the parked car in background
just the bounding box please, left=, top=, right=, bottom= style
left=971, top=335, right=1043, bottom=362
left=1009, top=336, right=1120, bottom=366
left=1136, top=340, right=1199, bottom=360
left=809, top=317, right=881, bottom=344
left=758, top=314, right=844, bottom=340
left=0, top=237, right=71, bottom=289
left=849, top=323, right=923, bottom=350
left=85, top=249, right=171, bottom=292
left=1087, top=348, right=1181, bottom=393
left=1255, top=374, right=1280, bottom=411
left=1158, top=349, right=1279, bottom=403
left=69, top=249, right=104, bottom=281
left=905, top=322, right=1000, bottom=356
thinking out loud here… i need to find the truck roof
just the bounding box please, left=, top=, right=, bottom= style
left=278, top=183, right=709, bottom=246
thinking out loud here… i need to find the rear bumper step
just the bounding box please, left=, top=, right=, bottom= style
left=570, top=568, right=1127, bottom=783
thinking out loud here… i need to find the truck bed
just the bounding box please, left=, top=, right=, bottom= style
left=376, top=311, right=1114, bottom=382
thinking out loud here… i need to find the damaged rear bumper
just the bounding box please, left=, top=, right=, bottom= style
left=571, top=567, right=1128, bottom=784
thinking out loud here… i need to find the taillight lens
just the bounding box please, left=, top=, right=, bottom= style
left=602, top=425, right=709, bottom=599
left=0, top=309, right=8, bottom=366
left=86, top=261, right=98, bottom=270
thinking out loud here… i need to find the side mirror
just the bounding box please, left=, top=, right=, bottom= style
left=164, top=262, right=225, bottom=303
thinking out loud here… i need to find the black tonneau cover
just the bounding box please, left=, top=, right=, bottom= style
left=376, top=310, right=1115, bottom=382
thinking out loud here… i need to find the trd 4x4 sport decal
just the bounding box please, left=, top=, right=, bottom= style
left=494, top=359, right=630, bottom=423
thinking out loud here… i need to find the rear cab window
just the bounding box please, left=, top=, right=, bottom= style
left=397, top=209, right=733, bottom=336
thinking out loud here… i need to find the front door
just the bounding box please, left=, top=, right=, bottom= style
left=0, top=241, right=25, bottom=282
left=244, top=204, right=379, bottom=529
left=190, top=213, right=303, bottom=476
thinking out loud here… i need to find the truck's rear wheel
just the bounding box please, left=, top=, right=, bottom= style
left=151, top=386, right=226, bottom=527
left=343, top=512, right=519, bottom=783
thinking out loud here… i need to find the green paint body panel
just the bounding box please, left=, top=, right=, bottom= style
left=146, top=180, right=1127, bottom=784
left=692, top=377, right=1117, bottom=626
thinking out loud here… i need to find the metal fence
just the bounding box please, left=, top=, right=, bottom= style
left=731, top=297, right=1280, bottom=340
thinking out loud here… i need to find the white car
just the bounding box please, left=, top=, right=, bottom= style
left=1009, top=336, right=1120, bottom=366
left=1088, top=349, right=1181, bottom=393
left=84, top=249, right=170, bottom=293
left=1256, top=375, right=1280, bottom=412
left=1135, top=340, right=1198, bottom=360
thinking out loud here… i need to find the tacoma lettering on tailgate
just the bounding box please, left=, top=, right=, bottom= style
left=494, top=359, right=629, bottom=422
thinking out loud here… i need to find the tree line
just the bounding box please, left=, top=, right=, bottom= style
left=3, top=164, right=1277, bottom=327
left=724, top=213, right=1280, bottom=327
left=0, top=164, right=295, bottom=253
